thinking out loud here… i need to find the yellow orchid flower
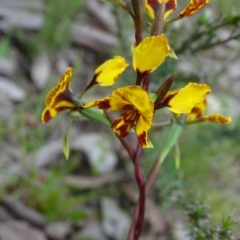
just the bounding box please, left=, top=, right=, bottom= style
left=146, top=0, right=210, bottom=20
left=187, top=99, right=232, bottom=124
left=155, top=82, right=211, bottom=114
left=41, top=56, right=128, bottom=124
left=83, top=86, right=154, bottom=148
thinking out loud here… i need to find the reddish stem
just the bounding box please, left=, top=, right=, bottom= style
left=131, top=0, right=144, bottom=45
left=142, top=73, right=151, bottom=91
left=127, top=155, right=162, bottom=240
left=127, top=143, right=145, bottom=240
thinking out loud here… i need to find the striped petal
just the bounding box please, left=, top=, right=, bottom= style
left=180, top=0, right=210, bottom=18
left=41, top=68, right=77, bottom=124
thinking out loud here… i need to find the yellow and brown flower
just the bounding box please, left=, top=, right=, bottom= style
left=84, top=86, right=154, bottom=148
left=41, top=68, right=78, bottom=124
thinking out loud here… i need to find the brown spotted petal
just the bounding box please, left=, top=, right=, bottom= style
left=112, top=110, right=139, bottom=137
left=186, top=99, right=206, bottom=121
left=179, top=0, right=210, bottom=18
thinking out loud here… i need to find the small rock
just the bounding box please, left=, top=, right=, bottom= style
left=86, top=0, right=117, bottom=33
left=0, top=56, right=17, bottom=77
left=35, top=140, right=62, bottom=168
left=45, top=221, right=71, bottom=240
left=31, top=53, right=51, bottom=90
left=0, top=93, right=14, bottom=119
left=74, top=221, right=106, bottom=240
left=0, top=0, right=43, bottom=10
left=0, top=221, right=47, bottom=240
left=101, top=198, right=130, bottom=239
left=0, top=77, right=26, bottom=102
left=36, top=133, right=118, bottom=174
left=72, top=133, right=117, bottom=174
left=2, top=198, right=47, bottom=228
left=0, top=7, right=43, bottom=30
left=0, top=205, right=14, bottom=221
left=72, top=24, right=118, bottom=51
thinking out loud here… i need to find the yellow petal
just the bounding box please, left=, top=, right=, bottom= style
left=94, top=56, right=128, bottom=86
left=203, top=114, right=232, bottom=124
left=187, top=99, right=207, bottom=121
left=180, top=0, right=210, bottom=18
left=136, top=115, right=153, bottom=148
left=168, top=83, right=211, bottom=114
left=133, top=35, right=170, bottom=74
left=41, top=68, right=77, bottom=123
left=146, top=0, right=177, bottom=20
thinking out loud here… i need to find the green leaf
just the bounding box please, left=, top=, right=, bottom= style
left=169, top=47, right=178, bottom=59
left=160, top=121, right=184, bottom=163
left=62, top=118, right=72, bottom=160
left=79, top=108, right=111, bottom=126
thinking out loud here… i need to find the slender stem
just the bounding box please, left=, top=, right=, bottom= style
left=133, top=143, right=145, bottom=239
left=135, top=71, right=144, bottom=85
left=142, top=73, right=151, bottom=91
left=121, top=2, right=135, bottom=20
left=150, top=0, right=165, bottom=36
left=127, top=154, right=162, bottom=239
left=190, top=32, right=240, bottom=52
left=127, top=143, right=145, bottom=240
left=131, top=0, right=145, bottom=45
